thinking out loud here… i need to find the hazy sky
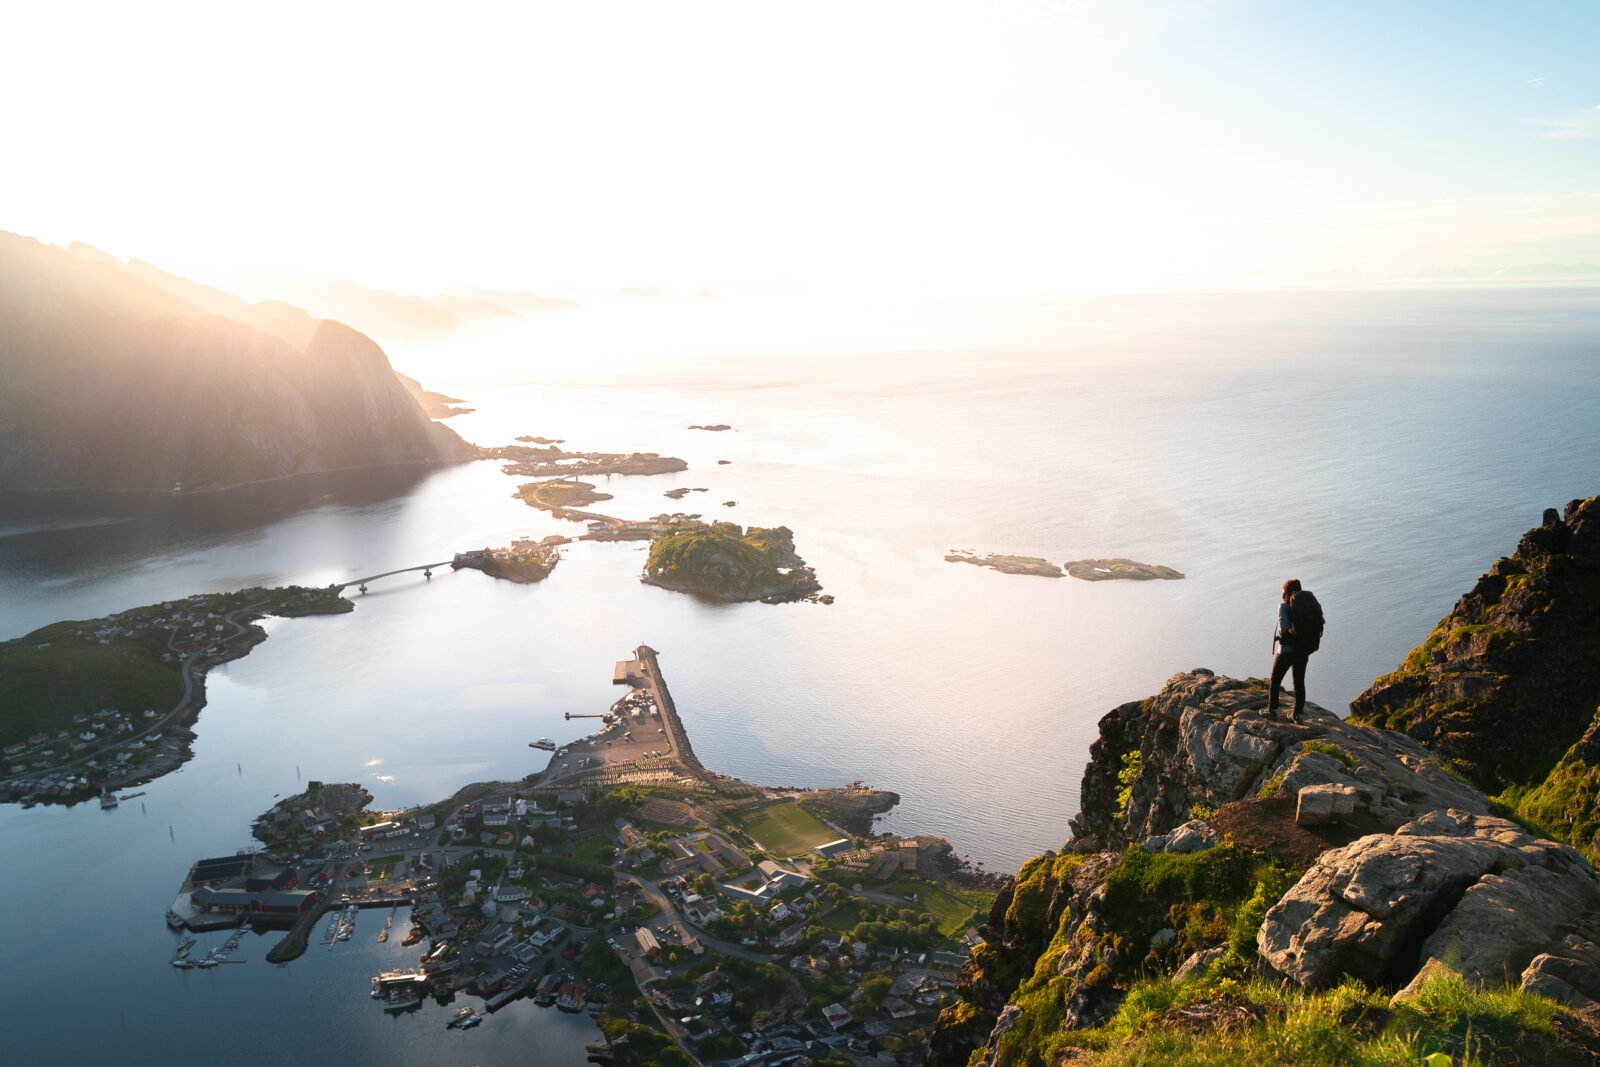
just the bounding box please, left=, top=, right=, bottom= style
left=5, top=1, right=1598, bottom=297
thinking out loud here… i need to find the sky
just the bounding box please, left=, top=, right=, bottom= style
left=3, top=0, right=1598, bottom=298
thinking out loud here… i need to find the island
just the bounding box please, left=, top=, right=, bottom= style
left=1062, top=557, right=1185, bottom=581
left=944, top=551, right=1063, bottom=578
left=0, top=586, right=353, bottom=805
left=688, top=424, right=734, bottom=432
left=483, top=443, right=689, bottom=479
left=457, top=536, right=568, bottom=584
left=496, top=445, right=827, bottom=600
left=163, top=646, right=996, bottom=1065
left=642, top=522, right=824, bottom=603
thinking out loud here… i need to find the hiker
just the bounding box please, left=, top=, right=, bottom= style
left=1270, top=578, right=1324, bottom=721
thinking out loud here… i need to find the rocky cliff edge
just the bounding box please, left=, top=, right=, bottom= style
left=931, top=670, right=1600, bottom=1067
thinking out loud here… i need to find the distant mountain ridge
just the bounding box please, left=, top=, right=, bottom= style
left=0, top=231, right=473, bottom=491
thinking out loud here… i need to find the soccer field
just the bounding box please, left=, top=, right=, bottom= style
left=739, top=800, right=838, bottom=856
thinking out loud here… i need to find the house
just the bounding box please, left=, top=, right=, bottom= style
left=822, top=1003, right=853, bottom=1031
left=189, top=854, right=256, bottom=887
left=244, top=867, right=299, bottom=892
left=881, top=997, right=917, bottom=1020
left=812, top=838, right=852, bottom=859
left=774, top=922, right=808, bottom=948
left=634, top=926, right=661, bottom=958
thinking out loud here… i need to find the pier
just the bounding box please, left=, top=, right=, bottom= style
left=626, top=645, right=703, bottom=773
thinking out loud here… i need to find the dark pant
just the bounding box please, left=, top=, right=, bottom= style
left=1270, top=649, right=1310, bottom=716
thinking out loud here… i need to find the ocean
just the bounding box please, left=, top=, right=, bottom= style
left=1, top=286, right=1596, bottom=1064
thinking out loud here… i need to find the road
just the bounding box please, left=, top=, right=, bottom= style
left=31, top=597, right=271, bottom=785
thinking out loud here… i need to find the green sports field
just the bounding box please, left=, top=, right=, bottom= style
left=738, top=800, right=839, bottom=856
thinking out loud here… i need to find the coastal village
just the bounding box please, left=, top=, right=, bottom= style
left=163, top=649, right=996, bottom=1065
left=0, top=586, right=351, bottom=805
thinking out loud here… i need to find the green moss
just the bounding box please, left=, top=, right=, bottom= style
left=1227, top=864, right=1292, bottom=959
left=1115, top=750, right=1142, bottom=818
left=1502, top=751, right=1600, bottom=864
left=1301, top=739, right=1359, bottom=770
left=1259, top=772, right=1287, bottom=798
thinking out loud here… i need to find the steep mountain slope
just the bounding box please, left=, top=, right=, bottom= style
left=0, top=231, right=472, bottom=490
left=1350, top=495, right=1600, bottom=857
left=1350, top=497, right=1600, bottom=814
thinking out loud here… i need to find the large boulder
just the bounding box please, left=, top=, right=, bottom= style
left=1259, top=810, right=1600, bottom=1000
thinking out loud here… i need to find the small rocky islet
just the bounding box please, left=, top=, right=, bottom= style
left=944, top=551, right=1184, bottom=581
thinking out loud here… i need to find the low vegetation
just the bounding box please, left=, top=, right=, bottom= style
left=1042, top=968, right=1590, bottom=1067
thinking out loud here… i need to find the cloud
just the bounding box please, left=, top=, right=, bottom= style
left=1531, top=104, right=1600, bottom=140
left=1526, top=77, right=1545, bottom=89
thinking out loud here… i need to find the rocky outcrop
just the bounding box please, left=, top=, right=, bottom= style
left=1063, top=558, right=1184, bottom=581
left=944, top=551, right=1063, bottom=578
left=0, top=231, right=472, bottom=490
left=1259, top=809, right=1600, bottom=1002
left=1068, top=670, right=1485, bottom=853
left=930, top=670, right=1600, bottom=1067
left=1350, top=497, right=1600, bottom=790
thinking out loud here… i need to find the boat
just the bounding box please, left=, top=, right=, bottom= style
left=100, top=791, right=118, bottom=809
left=166, top=909, right=186, bottom=929
left=529, top=738, right=556, bottom=750
left=455, top=1013, right=481, bottom=1029
left=381, top=985, right=423, bottom=1012
left=448, top=1006, right=482, bottom=1029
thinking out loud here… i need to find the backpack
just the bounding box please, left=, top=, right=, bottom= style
left=1287, top=590, right=1324, bottom=653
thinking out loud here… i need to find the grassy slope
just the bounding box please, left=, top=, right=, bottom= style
left=1046, top=969, right=1590, bottom=1067
left=0, top=620, right=183, bottom=744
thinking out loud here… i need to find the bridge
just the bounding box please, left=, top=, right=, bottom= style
left=332, top=560, right=459, bottom=594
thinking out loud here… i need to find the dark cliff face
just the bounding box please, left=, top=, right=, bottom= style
left=0, top=231, right=472, bottom=490
left=1349, top=496, right=1600, bottom=791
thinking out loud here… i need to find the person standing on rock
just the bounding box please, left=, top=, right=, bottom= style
left=1270, top=578, right=1324, bottom=721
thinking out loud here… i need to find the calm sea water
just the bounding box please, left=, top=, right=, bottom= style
left=1, top=287, right=1596, bottom=1064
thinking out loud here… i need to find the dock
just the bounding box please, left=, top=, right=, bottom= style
left=627, top=645, right=703, bottom=772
